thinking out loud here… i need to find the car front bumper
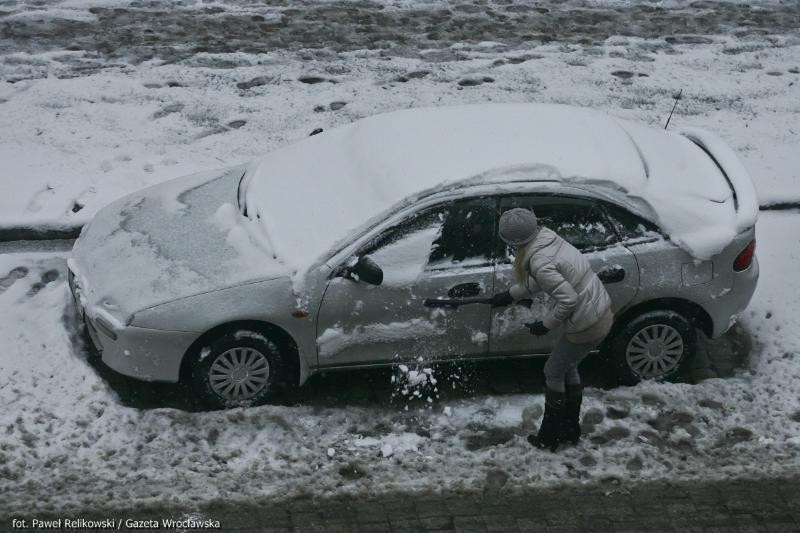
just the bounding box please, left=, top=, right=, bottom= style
left=69, top=268, right=196, bottom=383
left=86, top=320, right=196, bottom=383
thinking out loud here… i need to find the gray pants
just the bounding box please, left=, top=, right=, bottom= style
left=543, top=335, right=605, bottom=392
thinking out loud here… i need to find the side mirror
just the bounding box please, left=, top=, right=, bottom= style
left=349, top=256, right=383, bottom=286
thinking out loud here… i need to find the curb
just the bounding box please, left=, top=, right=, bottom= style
left=0, top=226, right=82, bottom=242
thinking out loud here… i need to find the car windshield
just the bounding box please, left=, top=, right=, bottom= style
left=239, top=153, right=445, bottom=273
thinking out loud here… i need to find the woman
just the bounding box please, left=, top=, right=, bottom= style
left=490, top=208, right=614, bottom=451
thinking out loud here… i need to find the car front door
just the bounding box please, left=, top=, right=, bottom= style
left=316, top=198, right=497, bottom=367
left=490, top=195, right=640, bottom=356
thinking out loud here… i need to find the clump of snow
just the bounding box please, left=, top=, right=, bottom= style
left=198, top=347, right=211, bottom=361
left=392, top=363, right=439, bottom=407
left=470, top=330, right=488, bottom=344
left=233, top=330, right=268, bottom=343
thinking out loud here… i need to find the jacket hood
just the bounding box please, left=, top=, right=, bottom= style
left=528, top=227, right=558, bottom=253
left=71, top=166, right=289, bottom=323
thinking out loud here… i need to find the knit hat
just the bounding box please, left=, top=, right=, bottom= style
left=498, top=208, right=539, bottom=246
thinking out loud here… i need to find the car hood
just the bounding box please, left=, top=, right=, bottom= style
left=71, top=166, right=290, bottom=323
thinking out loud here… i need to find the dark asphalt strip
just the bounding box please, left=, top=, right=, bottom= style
left=0, top=226, right=81, bottom=242
left=759, top=201, right=800, bottom=211
left=3, top=475, right=798, bottom=531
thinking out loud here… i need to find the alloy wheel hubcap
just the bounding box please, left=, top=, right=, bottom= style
left=209, top=347, right=270, bottom=401
left=625, top=324, right=684, bottom=379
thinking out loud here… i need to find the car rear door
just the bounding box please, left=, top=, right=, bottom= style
left=316, top=197, right=497, bottom=367
left=489, top=195, right=640, bottom=356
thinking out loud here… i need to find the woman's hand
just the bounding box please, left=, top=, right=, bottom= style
left=526, top=321, right=550, bottom=336
left=490, top=290, right=514, bottom=307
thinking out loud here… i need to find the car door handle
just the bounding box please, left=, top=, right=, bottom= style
left=448, top=282, right=481, bottom=298
left=597, top=267, right=625, bottom=284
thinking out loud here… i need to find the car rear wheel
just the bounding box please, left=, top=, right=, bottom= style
left=190, top=330, right=283, bottom=409
left=607, top=311, right=696, bottom=385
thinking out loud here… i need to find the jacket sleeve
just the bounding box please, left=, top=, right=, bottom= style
left=532, top=259, right=578, bottom=329
left=509, top=282, right=530, bottom=301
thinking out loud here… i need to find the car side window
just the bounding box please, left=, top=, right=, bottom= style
left=359, top=199, right=494, bottom=280
left=602, top=203, right=664, bottom=243
left=501, top=196, right=618, bottom=252
left=427, top=200, right=495, bottom=267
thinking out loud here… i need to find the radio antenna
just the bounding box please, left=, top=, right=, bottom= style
left=664, top=89, right=683, bottom=130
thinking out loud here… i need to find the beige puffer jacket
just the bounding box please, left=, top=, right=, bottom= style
left=509, top=227, right=612, bottom=341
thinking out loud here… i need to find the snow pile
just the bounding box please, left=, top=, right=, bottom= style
left=241, top=103, right=645, bottom=272
left=241, top=102, right=759, bottom=266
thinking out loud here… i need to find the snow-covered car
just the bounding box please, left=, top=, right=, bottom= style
left=68, top=103, right=759, bottom=408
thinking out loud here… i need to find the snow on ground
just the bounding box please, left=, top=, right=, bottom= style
left=0, top=211, right=798, bottom=514
left=1, top=0, right=799, bottom=516
left=0, top=5, right=799, bottom=231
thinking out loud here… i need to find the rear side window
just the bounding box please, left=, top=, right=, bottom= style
left=500, top=196, right=617, bottom=251
left=602, top=203, right=663, bottom=243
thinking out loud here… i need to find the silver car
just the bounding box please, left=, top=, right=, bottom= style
left=68, top=104, right=759, bottom=408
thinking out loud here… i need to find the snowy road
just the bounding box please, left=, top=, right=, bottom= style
left=2, top=0, right=799, bottom=60
left=0, top=211, right=799, bottom=516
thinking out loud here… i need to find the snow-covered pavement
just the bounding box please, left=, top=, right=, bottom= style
left=0, top=211, right=798, bottom=514
left=1, top=1, right=799, bottom=233
left=2, top=0, right=800, bottom=518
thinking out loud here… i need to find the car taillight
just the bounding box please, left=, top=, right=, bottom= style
left=733, top=240, right=756, bottom=272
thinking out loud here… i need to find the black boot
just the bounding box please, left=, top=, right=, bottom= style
left=527, top=387, right=566, bottom=452
left=563, top=384, right=583, bottom=445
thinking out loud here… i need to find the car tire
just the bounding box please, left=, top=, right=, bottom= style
left=190, top=330, right=284, bottom=409
left=606, top=310, right=696, bottom=385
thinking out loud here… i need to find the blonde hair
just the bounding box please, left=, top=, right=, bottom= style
left=512, top=242, right=532, bottom=284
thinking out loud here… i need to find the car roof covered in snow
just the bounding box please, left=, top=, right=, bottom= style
left=242, top=103, right=756, bottom=270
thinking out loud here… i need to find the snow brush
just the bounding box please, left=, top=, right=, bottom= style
left=423, top=297, right=533, bottom=308
left=423, top=297, right=495, bottom=308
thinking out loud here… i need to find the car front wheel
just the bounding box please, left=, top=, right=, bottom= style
left=607, top=310, right=696, bottom=385
left=190, top=330, right=283, bottom=409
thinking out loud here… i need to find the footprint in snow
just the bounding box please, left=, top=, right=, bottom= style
left=606, top=405, right=631, bottom=420
left=0, top=266, right=28, bottom=292
left=27, top=269, right=60, bottom=296
left=589, top=425, right=630, bottom=445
